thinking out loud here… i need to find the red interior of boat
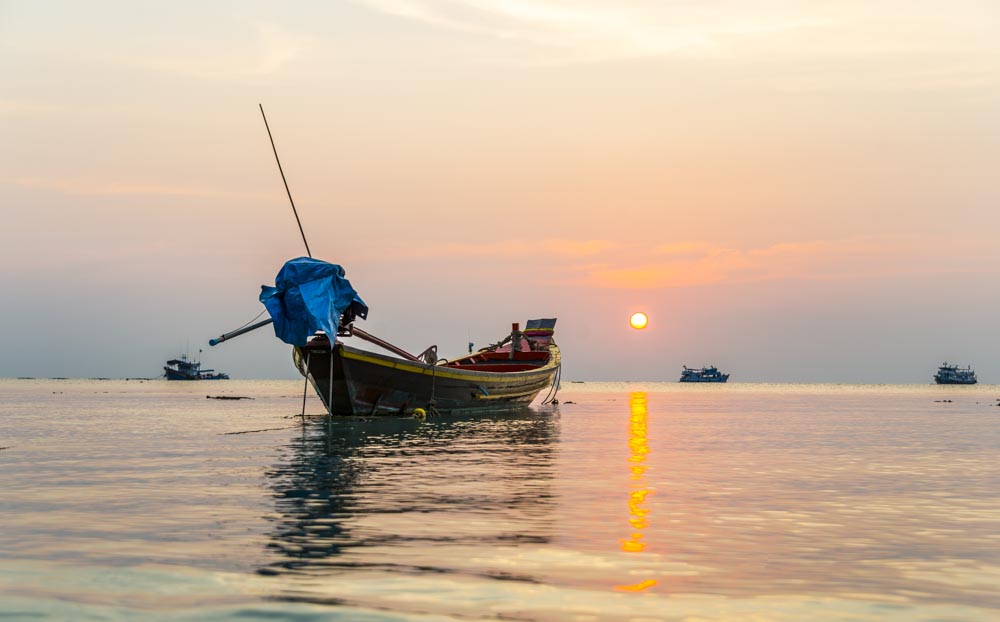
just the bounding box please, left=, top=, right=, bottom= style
left=303, top=328, right=553, bottom=374
left=445, top=349, right=550, bottom=372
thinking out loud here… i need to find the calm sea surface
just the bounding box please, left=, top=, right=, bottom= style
left=1, top=379, right=999, bottom=621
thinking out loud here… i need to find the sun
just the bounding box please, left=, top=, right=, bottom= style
left=629, top=312, right=648, bottom=330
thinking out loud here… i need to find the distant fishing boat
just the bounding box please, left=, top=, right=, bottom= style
left=933, top=362, right=977, bottom=385
left=164, top=354, right=229, bottom=381
left=679, top=365, right=729, bottom=383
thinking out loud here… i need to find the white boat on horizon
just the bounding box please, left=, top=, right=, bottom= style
left=933, top=362, right=977, bottom=385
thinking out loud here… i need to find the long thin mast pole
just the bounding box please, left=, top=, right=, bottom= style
left=259, top=103, right=312, bottom=258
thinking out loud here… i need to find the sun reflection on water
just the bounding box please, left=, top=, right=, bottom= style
left=616, top=391, right=658, bottom=591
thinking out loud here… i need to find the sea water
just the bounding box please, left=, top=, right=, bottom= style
left=1, top=379, right=998, bottom=621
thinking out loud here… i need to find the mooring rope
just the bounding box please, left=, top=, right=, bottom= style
left=300, top=350, right=311, bottom=423
left=541, top=363, right=562, bottom=405
left=427, top=360, right=441, bottom=416
left=326, top=343, right=334, bottom=453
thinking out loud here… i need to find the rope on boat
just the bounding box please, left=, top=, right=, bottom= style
left=541, top=363, right=562, bottom=405
left=427, top=360, right=442, bottom=417
left=233, top=309, right=267, bottom=333
left=326, top=342, right=334, bottom=453
left=300, top=350, right=311, bottom=423
left=328, top=344, right=335, bottom=417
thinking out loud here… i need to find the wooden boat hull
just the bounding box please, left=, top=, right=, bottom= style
left=294, top=342, right=560, bottom=416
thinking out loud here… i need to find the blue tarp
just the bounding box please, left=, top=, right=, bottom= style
left=259, top=257, right=368, bottom=346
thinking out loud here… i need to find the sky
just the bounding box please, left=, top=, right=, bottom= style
left=2, top=0, right=999, bottom=382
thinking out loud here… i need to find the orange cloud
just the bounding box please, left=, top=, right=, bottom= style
left=652, top=242, right=735, bottom=257
left=364, top=234, right=996, bottom=290
left=586, top=237, right=996, bottom=289
left=378, top=238, right=617, bottom=260
left=542, top=239, right=619, bottom=256
left=588, top=263, right=732, bottom=289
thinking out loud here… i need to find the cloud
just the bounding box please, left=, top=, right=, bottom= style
left=5, top=16, right=306, bottom=82
left=356, top=0, right=824, bottom=63
left=354, top=0, right=1000, bottom=90
left=588, top=262, right=732, bottom=289
left=0, top=99, right=70, bottom=118
left=370, top=234, right=997, bottom=289
left=586, top=237, right=997, bottom=289
left=124, top=20, right=306, bottom=80
left=8, top=176, right=251, bottom=200
left=542, top=239, right=619, bottom=256
left=375, top=237, right=618, bottom=260
left=652, top=242, right=738, bottom=260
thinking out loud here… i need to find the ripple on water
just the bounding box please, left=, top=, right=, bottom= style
left=1, top=380, right=999, bottom=620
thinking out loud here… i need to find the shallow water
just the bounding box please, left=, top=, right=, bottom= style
left=1, top=379, right=999, bottom=620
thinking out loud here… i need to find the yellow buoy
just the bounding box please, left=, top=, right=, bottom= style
left=413, top=408, right=427, bottom=420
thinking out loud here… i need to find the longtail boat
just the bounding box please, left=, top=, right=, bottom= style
left=295, top=318, right=560, bottom=416
left=211, top=257, right=560, bottom=416
left=210, top=107, right=559, bottom=414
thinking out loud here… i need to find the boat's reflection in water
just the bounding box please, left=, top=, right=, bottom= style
left=260, top=409, right=559, bottom=594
